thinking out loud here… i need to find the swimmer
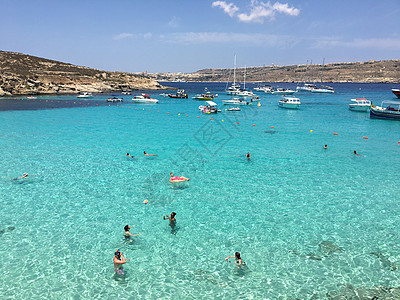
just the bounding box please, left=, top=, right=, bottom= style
left=246, top=152, right=251, bottom=159
left=113, top=249, right=130, bottom=275
left=225, top=252, right=245, bottom=266
left=169, top=172, right=190, bottom=182
left=124, top=225, right=142, bottom=240
left=144, top=151, right=158, bottom=156
left=163, top=212, right=177, bottom=234
left=353, top=150, right=364, bottom=157
left=14, top=173, right=28, bottom=180
left=126, top=153, right=134, bottom=158
left=323, top=145, right=328, bottom=149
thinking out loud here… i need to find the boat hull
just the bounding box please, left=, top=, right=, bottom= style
left=370, top=107, right=400, bottom=120
left=392, top=89, right=400, bottom=99
left=349, top=105, right=370, bottom=112
left=278, top=102, right=300, bottom=109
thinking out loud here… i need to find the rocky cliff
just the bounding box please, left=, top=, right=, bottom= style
left=0, top=51, right=164, bottom=96
left=152, top=60, right=400, bottom=83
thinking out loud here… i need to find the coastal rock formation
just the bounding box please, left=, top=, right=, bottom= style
left=152, top=60, right=400, bottom=83
left=0, top=51, right=165, bottom=96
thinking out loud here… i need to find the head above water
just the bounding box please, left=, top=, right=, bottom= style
left=235, top=252, right=241, bottom=259
left=144, top=151, right=147, bottom=154
left=171, top=212, right=176, bottom=218
left=115, top=249, right=121, bottom=257
left=124, top=225, right=130, bottom=231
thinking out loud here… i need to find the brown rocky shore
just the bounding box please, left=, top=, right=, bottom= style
left=0, top=51, right=165, bottom=97
left=152, top=59, right=400, bottom=83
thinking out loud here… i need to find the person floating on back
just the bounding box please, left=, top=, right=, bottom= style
left=126, top=153, right=135, bottom=158
left=13, top=173, right=28, bottom=180
left=113, top=249, right=130, bottom=275
left=144, top=151, right=158, bottom=156
left=169, top=172, right=190, bottom=182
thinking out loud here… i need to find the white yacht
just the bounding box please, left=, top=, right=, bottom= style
left=272, top=88, right=296, bottom=95
left=222, top=98, right=250, bottom=105
left=278, top=96, right=301, bottom=109
left=132, top=94, right=159, bottom=104
left=349, top=99, right=371, bottom=112
left=77, top=92, right=93, bottom=98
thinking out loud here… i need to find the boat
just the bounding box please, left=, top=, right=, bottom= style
left=254, top=84, right=274, bottom=93
left=171, top=78, right=186, bottom=83
left=192, top=88, right=218, bottom=100
left=121, top=91, right=131, bottom=95
left=349, top=99, right=371, bottom=112
left=27, top=96, right=37, bottom=99
left=198, top=100, right=221, bottom=114
left=107, top=97, right=123, bottom=102
left=278, top=96, right=301, bottom=109
left=168, top=89, right=188, bottom=99
left=77, top=92, right=93, bottom=98
left=272, top=88, right=296, bottom=95
left=227, top=107, right=241, bottom=111
left=311, top=85, right=335, bottom=93
left=370, top=101, right=400, bottom=120
left=222, top=98, right=250, bottom=105
left=132, top=94, right=159, bottom=103
left=226, top=55, right=241, bottom=95
left=296, top=83, right=317, bottom=92
left=392, top=89, right=400, bottom=99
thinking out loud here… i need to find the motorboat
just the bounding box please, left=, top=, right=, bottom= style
left=171, top=78, right=186, bottom=83
left=198, top=100, right=221, bottom=114
left=222, top=98, right=250, bottom=105
left=168, top=89, right=188, bottom=99
left=107, top=97, right=123, bottom=102
left=132, top=94, right=159, bottom=103
left=392, top=89, right=400, bottom=99
left=227, top=107, right=241, bottom=111
left=370, top=101, right=400, bottom=120
left=121, top=91, right=131, bottom=95
left=311, top=85, right=335, bottom=93
left=272, top=88, right=296, bottom=95
left=278, top=96, right=301, bottom=109
left=235, top=89, right=254, bottom=97
left=27, top=96, right=37, bottom=99
left=349, top=99, right=371, bottom=112
left=254, top=85, right=274, bottom=93
left=192, top=89, right=218, bottom=100
left=77, top=92, right=93, bottom=98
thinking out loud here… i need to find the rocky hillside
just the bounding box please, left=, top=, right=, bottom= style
left=0, top=51, right=164, bottom=96
left=152, top=60, right=400, bottom=83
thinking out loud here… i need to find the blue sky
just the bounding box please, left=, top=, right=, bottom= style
left=1, top=0, right=399, bottom=73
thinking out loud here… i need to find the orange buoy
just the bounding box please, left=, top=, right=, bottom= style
left=333, top=133, right=338, bottom=135
left=211, top=118, right=214, bottom=120
left=197, top=116, right=199, bottom=118
left=186, top=115, right=188, bottom=117
left=236, top=122, right=239, bottom=124
left=363, top=137, right=368, bottom=139
left=271, top=126, right=274, bottom=129
left=157, top=111, right=160, bottom=113
left=253, top=124, right=256, bottom=126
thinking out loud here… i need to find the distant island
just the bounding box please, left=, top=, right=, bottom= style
left=1, top=51, right=399, bottom=97
left=0, top=51, right=165, bottom=97
left=152, top=60, right=400, bottom=84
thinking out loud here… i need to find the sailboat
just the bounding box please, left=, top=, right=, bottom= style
left=311, top=58, right=334, bottom=93
left=226, top=55, right=240, bottom=95
left=254, top=68, right=274, bottom=93
left=296, top=60, right=316, bottom=92
left=235, top=65, right=254, bottom=97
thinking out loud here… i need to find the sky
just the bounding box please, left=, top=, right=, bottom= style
left=1, top=0, right=399, bottom=73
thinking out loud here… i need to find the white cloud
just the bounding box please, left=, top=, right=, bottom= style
left=168, top=16, right=180, bottom=28
left=212, top=1, right=239, bottom=17
left=113, top=33, right=134, bottom=40
left=213, top=0, right=300, bottom=23
left=314, top=38, right=400, bottom=50
left=113, top=32, right=152, bottom=41
left=161, top=32, right=297, bottom=48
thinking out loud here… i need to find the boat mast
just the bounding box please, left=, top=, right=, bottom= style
left=244, top=65, right=246, bottom=90
left=233, top=54, right=237, bottom=87
left=321, top=58, right=325, bottom=84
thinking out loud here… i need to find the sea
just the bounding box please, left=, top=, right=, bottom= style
left=1, top=82, right=400, bottom=299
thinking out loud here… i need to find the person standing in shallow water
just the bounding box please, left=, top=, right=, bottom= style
left=163, top=212, right=177, bottom=234
left=113, top=250, right=130, bottom=275
left=225, top=252, right=245, bottom=266
left=124, top=225, right=142, bottom=242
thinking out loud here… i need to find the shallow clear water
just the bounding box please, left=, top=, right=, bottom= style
left=1, top=83, right=400, bottom=299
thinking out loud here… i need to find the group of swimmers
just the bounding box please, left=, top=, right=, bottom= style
left=114, top=212, right=244, bottom=275
left=126, top=151, right=158, bottom=159
left=323, top=145, right=364, bottom=156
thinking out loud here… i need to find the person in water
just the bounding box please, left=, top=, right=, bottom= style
left=225, top=252, right=245, bottom=266
left=163, top=212, right=177, bottom=234
left=126, top=153, right=134, bottom=158
left=353, top=150, right=364, bottom=156
left=169, top=172, right=190, bottom=182
left=14, top=173, right=28, bottom=180
left=113, top=249, right=130, bottom=275
left=323, top=145, right=328, bottom=149
left=144, top=151, right=158, bottom=156
left=246, top=152, right=251, bottom=159
left=124, top=225, right=142, bottom=240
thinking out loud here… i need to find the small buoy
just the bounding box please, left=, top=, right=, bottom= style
left=225, top=109, right=227, bottom=111
left=149, top=109, right=151, bottom=111
left=211, top=118, right=214, bottom=120
left=117, top=105, right=119, bottom=107
left=236, top=122, right=239, bottom=124
left=363, top=137, right=368, bottom=139
left=333, top=133, right=338, bottom=135
left=222, top=119, right=224, bottom=122
left=129, top=107, right=131, bottom=109
left=271, top=126, right=274, bottom=129
left=135, top=107, right=137, bottom=109
left=167, top=112, right=169, bottom=114
left=310, top=130, right=313, bottom=132
left=143, top=108, right=144, bottom=110
left=73, top=102, right=76, bottom=104
left=197, top=116, right=199, bottom=118
left=157, top=111, right=160, bottom=113
left=143, top=199, right=148, bottom=204
left=178, top=113, right=180, bottom=116
left=186, top=115, right=188, bottom=117
left=252, top=124, right=256, bottom=126
left=398, top=141, right=400, bottom=144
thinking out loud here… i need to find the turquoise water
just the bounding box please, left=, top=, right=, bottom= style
left=1, top=83, right=400, bottom=299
